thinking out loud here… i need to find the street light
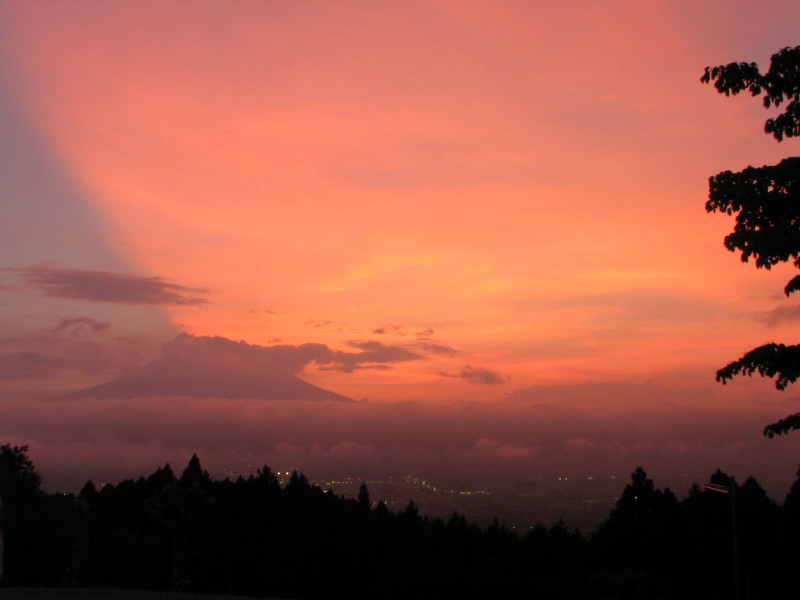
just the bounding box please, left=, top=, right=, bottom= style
left=705, top=477, right=741, bottom=600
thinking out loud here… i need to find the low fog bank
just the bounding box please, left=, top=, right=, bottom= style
left=2, top=381, right=799, bottom=503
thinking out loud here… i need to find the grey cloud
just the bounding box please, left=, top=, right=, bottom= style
left=305, top=318, right=332, bottom=329
left=0, top=316, right=139, bottom=382
left=0, top=351, right=74, bottom=379
left=327, top=340, right=427, bottom=373
left=10, top=266, right=208, bottom=305
left=0, top=344, right=122, bottom=381
left=150, top=334, right=425, bottom=377
left=53, top=316, right=111, bottom=334
left=66, top=341, right=134, bottom=375
left=1, top=316, right=111, bottom=344
left=372, top=324, right=402, bottom=335
left=759, top=305, right=800, bottom=327
left=58, top=333, right=352, bottom=402
left=461, top=365, right=507, bottom=385
left=412, top=341, right=459, bottom=356
left=55, top=334, right=437, bottom=400
left=440, top=365, right=507, bottom=385
left=0, top=341, right=133, bottom=380
left=322, top=364, right=392, bottom=372
left=160, top=333, right=336, bottom=375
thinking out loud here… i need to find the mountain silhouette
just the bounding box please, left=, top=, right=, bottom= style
left=56, top=334, right=353, bottom=402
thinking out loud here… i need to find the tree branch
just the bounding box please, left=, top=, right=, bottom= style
left=716, top=343, right=800, bottom=391
left=764, top=412, right=800, bottom=438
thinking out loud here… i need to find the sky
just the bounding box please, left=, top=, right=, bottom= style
left=1, top=1, right=800, bottom=503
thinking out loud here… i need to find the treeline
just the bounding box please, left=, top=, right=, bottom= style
left=1, top=444, right=799, bottom=599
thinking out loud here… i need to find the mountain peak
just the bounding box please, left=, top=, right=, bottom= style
left=56, top=334, right=353, bottom=402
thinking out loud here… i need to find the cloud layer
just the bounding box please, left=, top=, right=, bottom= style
left=56, top=333, right=468, bottom=400
left=8, top=266, right=208, bottom=305
left=3, top=381, right=799, bottom=507
left=0, top=315, right=139, bottom=384
left=440, top=365, right=508, bottom=385
left=162, top=334, right=430, bottom=375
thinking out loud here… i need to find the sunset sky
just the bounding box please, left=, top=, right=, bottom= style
left=1, top=1, right=800, bottom=500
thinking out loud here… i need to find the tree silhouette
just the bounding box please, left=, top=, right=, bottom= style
left=592, top=466, right=679, bottom=586
left=702, top=46, right=800, bottom=436
left=15, top=442, right=800, bottom=598
left=178, top=453, right=211, bottom=489
left=0, top=444, right=43, bottom=586
left=0, top=444, right=41, bottom=509
left=702, top=46, right=800, bottom=141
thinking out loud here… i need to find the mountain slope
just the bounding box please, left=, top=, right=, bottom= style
left=56, top=334, right=353, bottom=402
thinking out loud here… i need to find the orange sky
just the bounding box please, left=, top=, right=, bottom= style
left=1, top=2, right=800, bottom=495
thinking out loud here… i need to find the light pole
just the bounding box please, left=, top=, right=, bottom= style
left=705, top=477, right=741, bottom=600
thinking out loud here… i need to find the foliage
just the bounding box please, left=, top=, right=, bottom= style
left=702, top=46, right=800, bottom=436
left=716, top=343, right=800, bottom=390
left=6, top=446, right=800, bottom=598
left=0, top=443, right=41, bottom=506
left=701, top=46, right=800, bottom=141
left=706, top=157, right=800, bottom=280
left=592, top=467, right=680, bottom=595
left=0, top=444, right=46, bottom=586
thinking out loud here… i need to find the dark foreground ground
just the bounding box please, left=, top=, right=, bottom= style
left=0, top=590, right=286, bottom=600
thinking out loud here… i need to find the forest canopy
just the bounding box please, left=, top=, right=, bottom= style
left=1, top=444, right=799, bottom=599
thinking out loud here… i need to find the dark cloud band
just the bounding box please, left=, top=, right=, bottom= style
left=9, top=266, right=208, bottom=306
left=439, top=365, right=507, bottom=385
